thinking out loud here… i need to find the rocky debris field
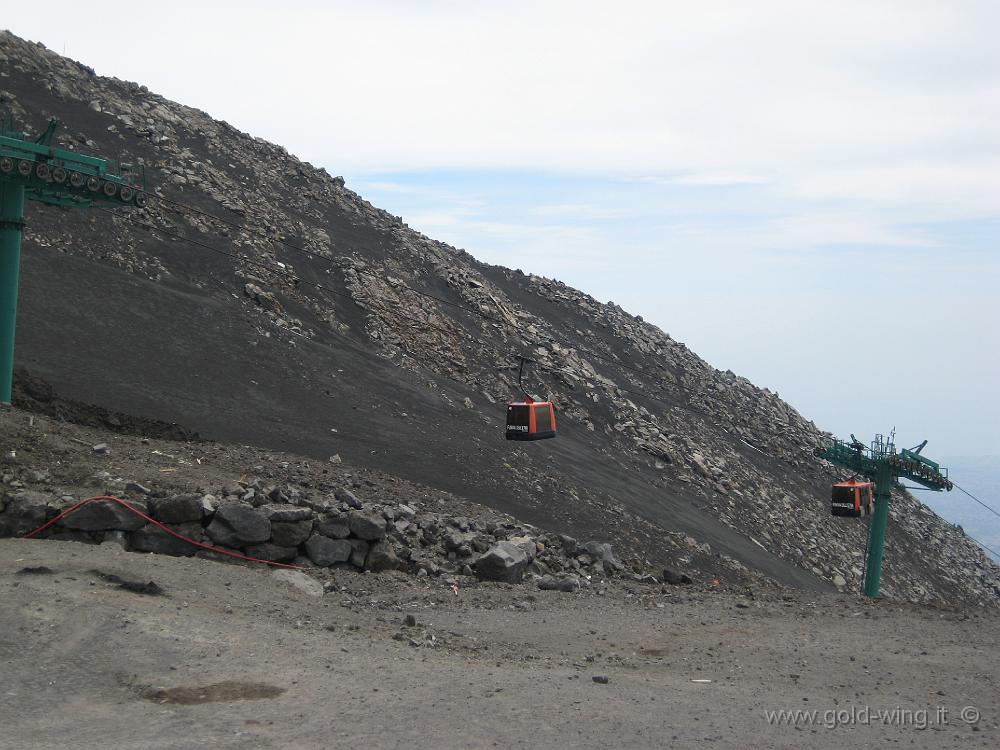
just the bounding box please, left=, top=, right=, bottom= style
left=1, top=404, right=740, bottom=592
left=2, top=535, right=998, bottom=749
left=2, top=30, right=999, bottom=606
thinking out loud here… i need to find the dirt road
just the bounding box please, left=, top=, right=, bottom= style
left=1, top=539, right=996, bottom=749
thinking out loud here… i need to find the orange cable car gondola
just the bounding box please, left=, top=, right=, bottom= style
left=505, top=356, right=557, bottom=441
left=830, top=477, right=874, bottom=518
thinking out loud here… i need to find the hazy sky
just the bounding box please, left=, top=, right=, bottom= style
left=10, top=1, right=1000, bottom=457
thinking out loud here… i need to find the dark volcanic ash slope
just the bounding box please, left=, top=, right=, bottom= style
left=2, top=30, right=997, bottom=605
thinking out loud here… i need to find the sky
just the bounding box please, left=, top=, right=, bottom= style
left=8, top=1, right=1000, bottom=461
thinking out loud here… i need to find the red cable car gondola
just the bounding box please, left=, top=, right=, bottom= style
left=831, top=478, right=874, bottom=518
left=505, top=356, right=557, bottom=441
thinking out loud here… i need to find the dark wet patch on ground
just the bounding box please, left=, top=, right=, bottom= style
left=91, top=569, right=165, bottom=596
left=138, top=680, right=286, bottom=705
left=16, top=565, right=55, bottom=575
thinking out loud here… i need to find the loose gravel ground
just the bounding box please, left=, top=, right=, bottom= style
left=2, top=538, right=997, bottom=749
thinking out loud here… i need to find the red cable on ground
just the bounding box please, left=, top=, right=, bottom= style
left=19, top=495, right=303, bottom=570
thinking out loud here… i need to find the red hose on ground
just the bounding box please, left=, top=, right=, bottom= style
left=19, top=495, right=303, bottom=570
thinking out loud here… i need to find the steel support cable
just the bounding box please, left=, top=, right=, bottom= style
left=19, top=495, right=304, bottom=569
left=952, top=482, right=1000, bottom=520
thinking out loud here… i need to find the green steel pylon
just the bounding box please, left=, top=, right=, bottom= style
left=0, top=115, right=148, bottom=404
left=815, top=434, right=953, bottom=598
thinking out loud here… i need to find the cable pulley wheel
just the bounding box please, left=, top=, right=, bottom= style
left=34, top=162, right=51, bottom=180
left=69, top=171, right=85, bottom=188
left=134, top=191, right=148, bottom=208
left=0, top=156, right=13, bottom=174
left=51, top=166, right=68, bottom=184
left=17, top=159, right=33, bottom=177
left=102, top=181, right=118, bottom=198
left=119, top=186, right=134, bottom=202
left=86, top=176, right=101, bottom=192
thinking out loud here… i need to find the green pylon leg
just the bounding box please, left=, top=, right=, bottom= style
left=0, top=180, right=25, bottom=405
left=862, top=470, right=893, bottom=597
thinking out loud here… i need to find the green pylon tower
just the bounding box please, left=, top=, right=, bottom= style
left=815, top=434, right=953, bottom=598
left=0, top=115, right=147, bottom=404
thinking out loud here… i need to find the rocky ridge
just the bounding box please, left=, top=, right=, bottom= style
left=1, top=30, right=997, bottom=605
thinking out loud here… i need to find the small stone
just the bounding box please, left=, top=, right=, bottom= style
left=92, top=443, right=110, bottom=455
left=328, top=454, right=342, bottom=464
left=592, top=675, right=610, bottom=684
left=403, top=614, right=417, bottom=627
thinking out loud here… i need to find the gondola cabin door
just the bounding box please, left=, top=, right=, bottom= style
left=831, top=479, right=874, bottom=518
left=506, top=399, right=556, bottom=441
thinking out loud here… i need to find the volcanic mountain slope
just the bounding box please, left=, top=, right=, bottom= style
left=2, top=30, right=997, bottom=604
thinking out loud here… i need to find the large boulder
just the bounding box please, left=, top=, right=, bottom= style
left=304, top=534, right=352, bottom=567
left=349, top=510, right=386, bottom=540
left=348, top=538, right=370, bottom=568
left=147, top=494, right=203, bottom=524
left=506, top=535, right=538, bottom=561
left=245, top=542, right=299, bottom=563
left=537, top=575, right=581, bottom=593
left=365, top=540, right=401, bottom=572
left=335, top=489, right=363, bottom=509
left=578, top=541, right=622, bottom=570
left=270, top=519, right=313, bottom=547
left=474, top=541, right=529, bottom=583
left=0, top=490, right=57, bottom=537
left=130, top=522, right=203, bottom=557
left=260, top=504, right=313, bottom=523
left=315, top=513, right=351, bottom=539
left=60, top=498, right=147, bottom=532
left=205, top=503, right=270, bottom=547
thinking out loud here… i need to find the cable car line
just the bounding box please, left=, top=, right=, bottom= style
left=72, top=207, right=1000, bottom=564
left=951, top=482, right=1000, bottom=520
